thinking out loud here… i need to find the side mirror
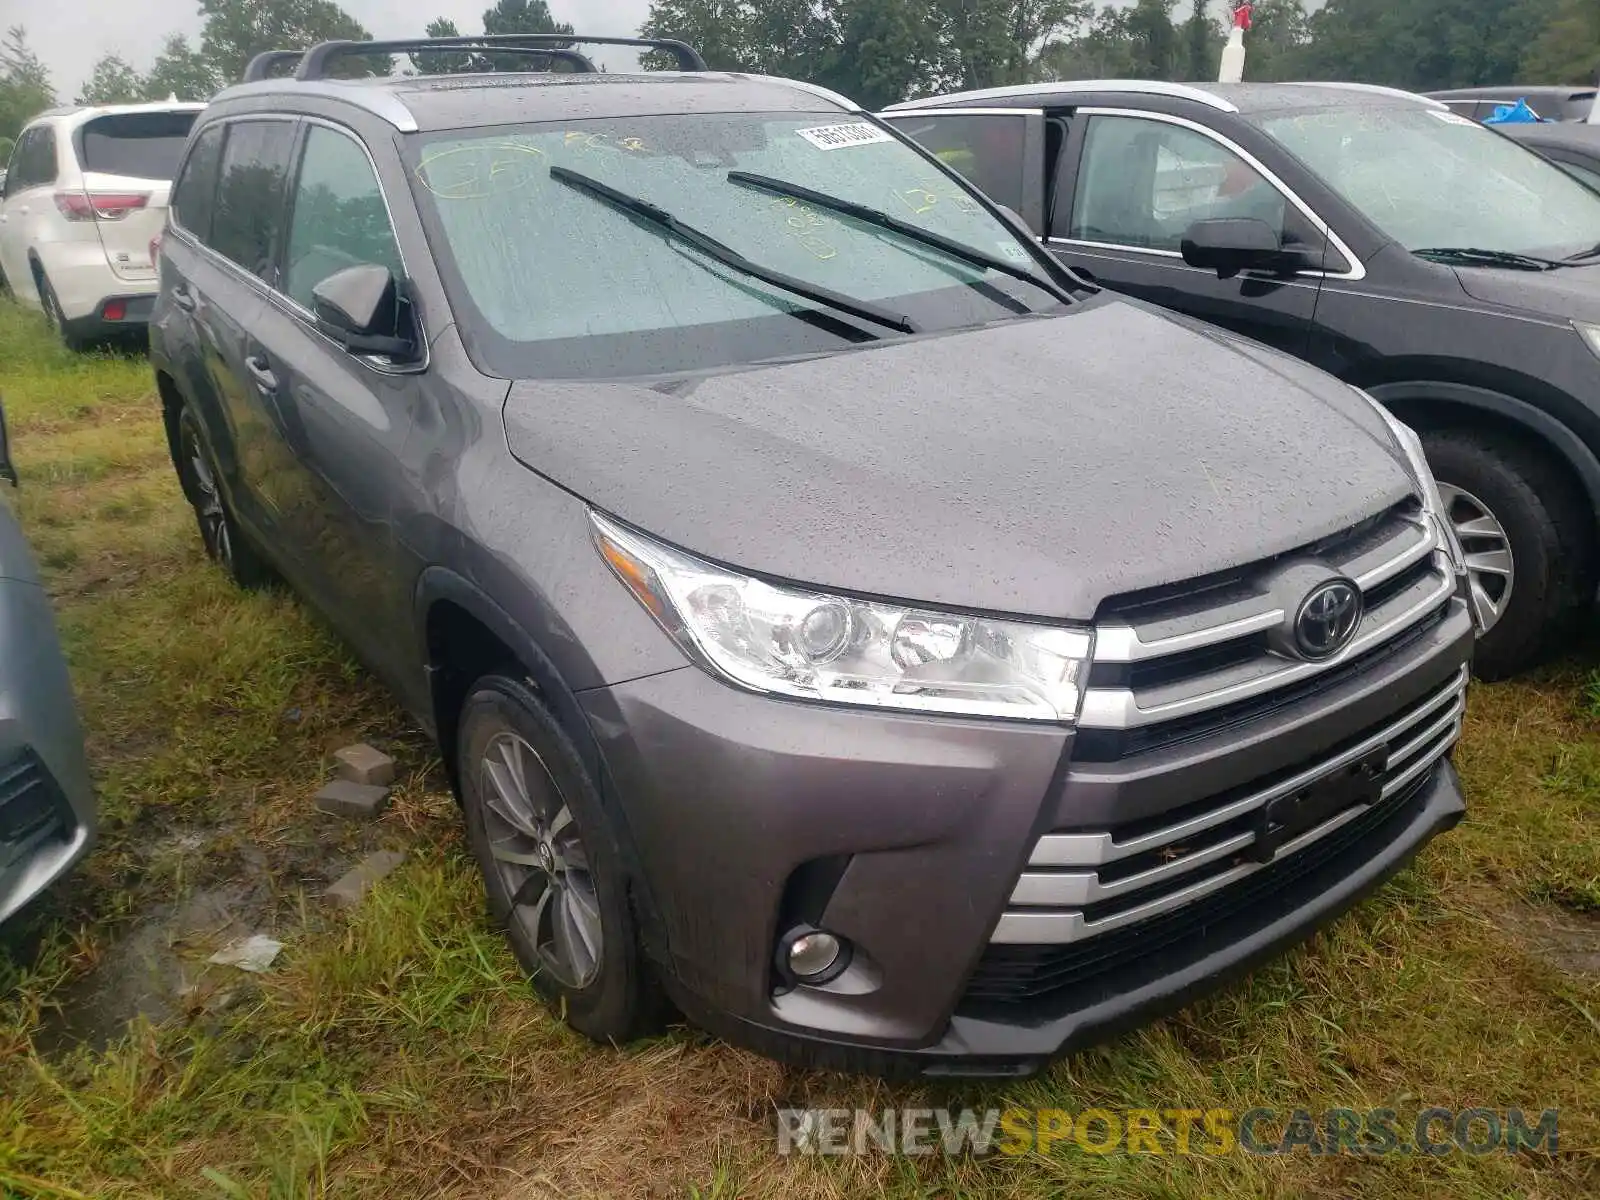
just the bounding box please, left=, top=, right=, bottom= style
left=0, top=398, right=17, bottom=487
left=310, top=264, right=416, bottom=360
left=1180, top=217, right=1311, bottom=279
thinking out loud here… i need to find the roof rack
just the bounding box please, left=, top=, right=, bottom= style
left=268, top=34, right=706, bottom=82
left=242, top=41, right=613, bottom=83
left=242, top=50, right=306, bottom=81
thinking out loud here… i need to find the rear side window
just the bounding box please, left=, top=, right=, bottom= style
left=171, top=124, right=225, bottom=242
left=210, top=120, right=296, bottom=283
left=76, top=112, right=198, bottom=180
left=5, top=127, right=58, bottom=192
left=284, top=125, right=402, bottom=310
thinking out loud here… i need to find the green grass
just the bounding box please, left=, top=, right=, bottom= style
left=0, top=298, right=1597, bottom=1198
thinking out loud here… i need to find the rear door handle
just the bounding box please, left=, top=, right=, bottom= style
left=171, top=285, right=196, bottom=312
left=245, top=354, right=278, bottom=394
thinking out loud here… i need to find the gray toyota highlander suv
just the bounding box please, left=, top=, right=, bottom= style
left=149, top=35, right=1476, bottom=1076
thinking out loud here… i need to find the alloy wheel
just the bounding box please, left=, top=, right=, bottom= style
left=479, top=730, right=603, bottom=989
left=39, top=279, right=64, bottom=334
left=180, top=418, right=234, bottom=573
left=1438, top=481, right=1514, bottom=633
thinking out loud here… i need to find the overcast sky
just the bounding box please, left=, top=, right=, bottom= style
left=10, top=0, right=654, bottom=101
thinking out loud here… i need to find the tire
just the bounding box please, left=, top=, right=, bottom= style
left=32, top=268, right=86, bottom=351
left=1420, top=427, right=1596, bottom=680
left=175, top=405, right=271, bottom=588
left=457, top=674, right=667, bottom=1043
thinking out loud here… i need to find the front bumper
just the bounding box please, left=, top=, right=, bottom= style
left=580, top=598, right=1472, bottom=1076
left=0, top=579, right=96, bottom=925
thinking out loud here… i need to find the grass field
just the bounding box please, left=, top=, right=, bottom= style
left=0, top=296, right=1596, bottom=1199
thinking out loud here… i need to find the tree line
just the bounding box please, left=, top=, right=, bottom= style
left=2, top=0, right=1596, bottom=152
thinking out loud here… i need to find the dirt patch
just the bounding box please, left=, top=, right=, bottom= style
left=1503, top=900, right=1600, bottom=977
left=25, top=813, right=386, bottom=1056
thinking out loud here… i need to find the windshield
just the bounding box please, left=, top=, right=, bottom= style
left=404, top=112, right=1060, bottom=378
left=1260, top=106, right=1600, bottom=259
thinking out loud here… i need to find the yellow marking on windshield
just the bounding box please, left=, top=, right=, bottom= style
left=895, top=187, right=940, bottom=216
left=562, top=131, right=651, bottom=153
left=766, top=195, right=838, bottom=260
left=416, top=142, right=546, bottom=200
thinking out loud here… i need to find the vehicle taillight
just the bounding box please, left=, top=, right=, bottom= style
left=53, top=192, right=150, bottom=221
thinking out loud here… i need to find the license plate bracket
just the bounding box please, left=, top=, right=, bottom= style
left=1248, top=748, right=1387, bottom=864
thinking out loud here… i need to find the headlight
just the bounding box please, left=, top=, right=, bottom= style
left=591, top=513, right=1093, bottom=722
left=1576, top=320, right=1600, bottom=361
left=1355, top=389, right=1467, bottom=576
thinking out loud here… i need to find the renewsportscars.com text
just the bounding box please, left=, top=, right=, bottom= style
left=775, top=1106, right=1560, bottom=1157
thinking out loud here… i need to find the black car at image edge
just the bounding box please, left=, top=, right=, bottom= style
left=885, top=79, right=1600, bottom=680
left=148, top=37, right=1476, bottom=1077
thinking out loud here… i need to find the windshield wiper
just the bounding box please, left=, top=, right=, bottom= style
left=727, top=170, right=1078, bottom=307
left=1414, top=246, right=1564, bottom=271
left=549, top=166, right=917, bottom=334
left=1563, top=241, right=1600, bottom=263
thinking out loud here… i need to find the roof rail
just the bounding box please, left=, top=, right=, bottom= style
left=292, top=34, right=706, bottom=81
left=1282, top=81, right=1446, bottom=109
left=244, top=41, right=603, bottom=83
left=883, top=80, right=1237, bottom=114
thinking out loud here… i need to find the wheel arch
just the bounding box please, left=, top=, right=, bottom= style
left=1367, top=380, right=1600, bottom=532
left=415, top=565, right=672, bottom=962
left=154, top=370, right=189, bottom=496
left=417, top=568, right=585, bottom=777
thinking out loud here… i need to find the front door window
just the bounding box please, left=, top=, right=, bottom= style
left=1068, top=115, right=1318, bottom=258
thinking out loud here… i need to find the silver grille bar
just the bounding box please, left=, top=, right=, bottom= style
left=1035, top=665, right=1467, bottom=868
left=1079, top=564, right=1454, bottom=729
left=993, top=665, right=1467, bottom=945
left=1091, top=516, right=1432, bottom=665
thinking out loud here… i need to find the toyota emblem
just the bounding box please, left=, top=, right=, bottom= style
left=1294, top=578, right=1362, bottom=660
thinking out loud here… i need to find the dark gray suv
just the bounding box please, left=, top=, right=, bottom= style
left=150, top=35, right=1476, bottom=1076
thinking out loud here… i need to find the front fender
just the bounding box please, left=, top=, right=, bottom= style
left=1368, top=379, right=1600, bottom=524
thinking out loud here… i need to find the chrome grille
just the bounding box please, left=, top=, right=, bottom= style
left=1078, top=504, right=1450, bottom=735
left=0, top=749, right=69, bottom=874
left=992, top=664, right=1467, bottom=946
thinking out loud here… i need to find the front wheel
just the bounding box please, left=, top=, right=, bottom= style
left=457, top=674, right=667, bottom=1043
left=1420, top=428, right=1595, bottom=680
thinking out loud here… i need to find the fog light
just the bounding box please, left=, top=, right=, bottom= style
left=787, top=930, right=843, bottom=979
left=102, top=299, right=126, bottom=321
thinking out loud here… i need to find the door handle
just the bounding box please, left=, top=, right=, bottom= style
left=171, top=285, right=196, bottom=312
left=245, top=354, right=278, bottom=394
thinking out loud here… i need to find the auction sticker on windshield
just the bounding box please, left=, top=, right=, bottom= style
left=798, top=123, right=896, bottom=150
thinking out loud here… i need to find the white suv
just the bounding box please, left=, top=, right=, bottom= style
left=0, top=102, right=203, bottom=348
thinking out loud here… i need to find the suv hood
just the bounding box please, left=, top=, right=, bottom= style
left=502, top=297, right=1413, bottom=620
left=1453, top=260, right=1600, bottom=324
